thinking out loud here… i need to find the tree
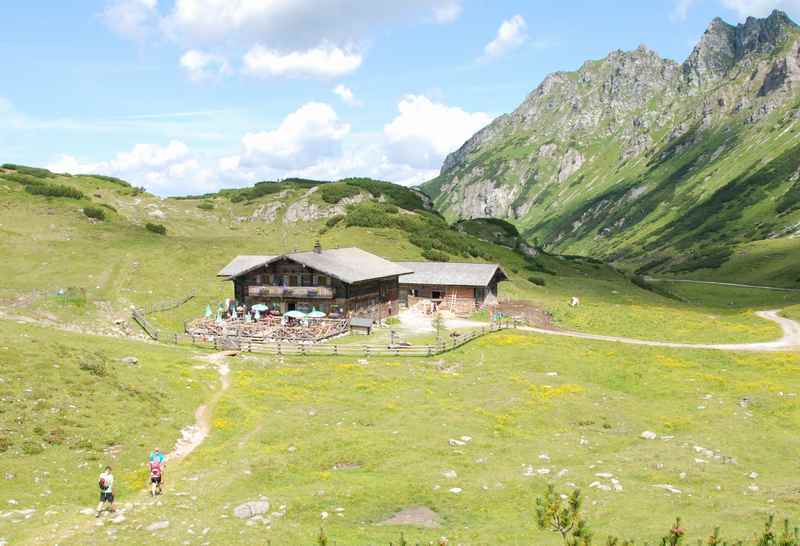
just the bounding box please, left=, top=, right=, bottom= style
left=536, top=483, right=592, bottom=545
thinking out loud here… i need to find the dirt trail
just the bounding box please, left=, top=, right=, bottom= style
left=169, top=352, right=233, bottom=461
left=517, top=310, right=800, bottom=352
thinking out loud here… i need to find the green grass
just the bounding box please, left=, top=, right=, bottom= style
left=0, top=320, right=214, bottom=545
left=10, top=326, right=799, bottom=545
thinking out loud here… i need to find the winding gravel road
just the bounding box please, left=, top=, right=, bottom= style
left=517, top=310, right=800, bottom=352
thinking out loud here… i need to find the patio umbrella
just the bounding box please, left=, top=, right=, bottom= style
left=251, top=303, right=269, bottom=312
left=253, top=309, right=261, bottom=320
left=285, top=310, right=307, bottom=319
left=204, top=304, right=212, bottom=318
left=215, top=311, right=223, bottom=324
left=245, top=313, right=252, bottom=323
left=308, top=308, right=326, bottom=319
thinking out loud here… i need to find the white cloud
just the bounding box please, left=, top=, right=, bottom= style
left=719, top=0, right=800, bottom=18
left=671, top=0, right=698, bottom=21
left=333, top=84, right=361, bottom=106
left=432, top=1, right=462, bottom=23
left=383, top=95, right=492, bottom=169
left=101, top=0, right=158, bottom=40
left=242, top=44, right=362, bottom=79
left=179, top=49, right=230, bottom=81
left=240, top=102, right=350, bottom=169
left=47, top=140, right=208, bottom=195
left=161, top=0, right=464, bottom=48
left=483, top=15, right=528, bottom=60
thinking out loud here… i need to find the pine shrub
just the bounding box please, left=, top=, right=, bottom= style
left=82, top=206, right=106, bottom=221
left=145, top=222, right=167, bottom=235
left=25, top=183, right=84, bottom=199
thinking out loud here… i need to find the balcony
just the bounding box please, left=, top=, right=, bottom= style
left=247, top=285, right=334, bottom=299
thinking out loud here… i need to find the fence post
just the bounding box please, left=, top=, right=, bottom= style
left=174, top=333, right=178, bottom=344
left=333, top=345, right=338, bottom=355
left=427, top=345, right=432, bottom=356
left=277, top=342, right=282, bottom=356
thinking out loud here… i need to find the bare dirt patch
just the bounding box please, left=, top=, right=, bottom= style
left=380, top=506, right=440, bottom=528
left=497, top=300, right=554, bottom=328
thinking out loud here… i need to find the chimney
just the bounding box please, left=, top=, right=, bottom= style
left=313, top=240, right=322, bottom=254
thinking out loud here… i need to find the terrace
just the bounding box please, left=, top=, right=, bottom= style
left=247, top=285, right=335, bottom=299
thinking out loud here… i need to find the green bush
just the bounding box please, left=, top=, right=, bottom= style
left=326, top=215, right=344, bottom=227
left=100, top=203, right=117, bottom=213
left=79, top=354, right=108, bottom=376
left=21, top=440, right=44, bottom=455
left=25, top=183, right=84, bottom=199
left=0, top=436, right=10, bottom=453
left=1, top=172, right=46, bottom=186
left=343, top=177, right=427, bottom=211
left=528, top=276, right=546, bottom=286
left=146, top=222, right=167, bottom=235
left=2, top=163, right=54, bottom=178
left=320, top=182, right=361, bottom=204
left=83, top=206, right=106, bottom=221
left=82, top=174, right=131, bottom=187
left=197, top=201, right=214, bottom=210
left=422, top=248, right=450, bottom=262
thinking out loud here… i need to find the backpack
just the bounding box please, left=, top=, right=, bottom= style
left=149, top=462, right=162, bottom=478
left=98, top=477, right=107, bottom=490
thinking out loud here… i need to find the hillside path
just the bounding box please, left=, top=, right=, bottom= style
left=645, top=277, right=800, bottom=293
left=513, top=310, right=800, bottom=352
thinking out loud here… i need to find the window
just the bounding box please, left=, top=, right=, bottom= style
left=318, top=275, right=328, bottom=286
left=289, top=275, right=298, bottom=286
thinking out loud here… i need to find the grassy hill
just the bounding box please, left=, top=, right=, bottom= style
left=3, top=165, right=800, bottom=544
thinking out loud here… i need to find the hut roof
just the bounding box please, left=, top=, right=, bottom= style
left=397, top=262, right=507, bottom=287
left=218, top=247, right=412, bottom=284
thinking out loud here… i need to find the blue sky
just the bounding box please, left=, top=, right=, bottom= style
left=2, top=0, right=799, bottom=195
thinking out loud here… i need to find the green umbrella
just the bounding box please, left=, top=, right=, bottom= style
left=215, top=311, right=223, bottom=323
left=254, top=309, right=261, bottom=320
left=251, top=303, right=269, bottom=312
left=285, top=310, right=307, bottom=319
left=308, top=309, right=326, bottom=318
left=204, top=304, right=213, bottom=318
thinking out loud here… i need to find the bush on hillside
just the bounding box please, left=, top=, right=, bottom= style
left=2, top=164, right=54, bottom=178
left=145, top=222, right=167, bottom=235
left=528, top=276, right=546, bottom=286
left=229, top=180, right=287, bottom=202
left=100, top=203, right=117, bottom=212
left=21, top=440, right=44, bottom=455
left=25, top=183, right=84, bottom=199
left=422, top=248, right=450, bottom=262
left=320, top=182, right=361, bottom=204
left=326, top=215, right=344, bottom=227
left=1, top=172, right=46, bottom=186
left=82, top=206, right=106, bottom=221
left=197, top=201, right=215, bottom=210
left=82, top=174, right=131, bottom=187
left=343, top=178, right=427, bottom=211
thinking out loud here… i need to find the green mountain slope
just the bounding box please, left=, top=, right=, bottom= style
left=421, top=10, right=800, bottom=284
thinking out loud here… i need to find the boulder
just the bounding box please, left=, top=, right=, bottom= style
left=119, top=356, right=138, bottom=365
left=233, top=500, right=270, bottom=519
left=640, top=431, right=657, bottom=440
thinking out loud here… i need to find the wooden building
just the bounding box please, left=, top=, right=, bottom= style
left=397, top=262, right=508, bottom=314
left=218, top=244, right=412, bottom=321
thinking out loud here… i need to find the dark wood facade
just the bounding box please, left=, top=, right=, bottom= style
left=399, top=270, right=504, bottom=308
left=233, top=258, right=400, bottom=320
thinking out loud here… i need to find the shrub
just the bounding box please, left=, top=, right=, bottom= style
left=45, top=428, right=66, bottom=446
left=197, top=201, right=214, bottom=210
left=320, top=182, right=361, bottom=204
left=0, top=436, right=10, bottom=453
left=100, top=203, right=117, bottom=213
left=2, top=164, right=54, bottom=178
left=1, top=172, right=46, bottom=186
left=145, top=222, right=167, bottom=235
left=83, top=206, right=106, bottom=221
left=529, top=276, right=546, bottom=286
left=326, top=215, right=344, bottom=227
left=422, top=248, right=450, bottom=262
left=21, top=440, right=44, bottom=455
left=79, top=353, right=108, bottom=376
left=82, top=174, right=131, bottom=187
left=343, top=178, right=427, bottom=211
left=25, top=183, right=84, bottom=199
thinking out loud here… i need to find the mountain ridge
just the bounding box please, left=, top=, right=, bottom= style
left=422, top=10, right=800, bottom=281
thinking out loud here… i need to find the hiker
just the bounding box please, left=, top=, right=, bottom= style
left=149, top=447, right=165, bottom=464
left=96, top=466, right=116, bottom=517
left=149, top=459, right=163, bottom=496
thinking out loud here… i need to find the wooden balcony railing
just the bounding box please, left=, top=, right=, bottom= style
left=247, top=285, right=334, bottom=299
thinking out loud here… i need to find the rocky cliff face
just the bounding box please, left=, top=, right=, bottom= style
left=422, top=10, right=800, bottom=274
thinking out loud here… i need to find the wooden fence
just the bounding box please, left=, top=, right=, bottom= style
left=131, top=308, right=161, bottom=341
left=193, top=320, right=516, bottom=357
left=138, top=291, right=196, bottom=315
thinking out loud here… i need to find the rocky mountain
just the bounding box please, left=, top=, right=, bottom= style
left=422, top=10, right=800, bottom=276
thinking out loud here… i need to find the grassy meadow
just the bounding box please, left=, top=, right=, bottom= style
left=3, top=324, right=799, bottom=545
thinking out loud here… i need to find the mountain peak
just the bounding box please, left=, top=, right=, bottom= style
left=683, top=10, right=798, bottom=87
